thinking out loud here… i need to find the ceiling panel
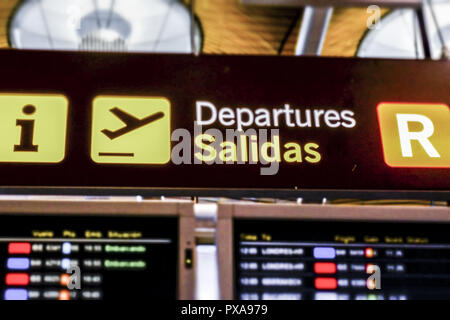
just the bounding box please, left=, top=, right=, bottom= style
left=0, top=0, right=19, bottom=48
left=0, top=0, right=375, bottom=56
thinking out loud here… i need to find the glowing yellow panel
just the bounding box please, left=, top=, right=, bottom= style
left=91, top=96, right=171, bottom=164
left=0, top=94, right=68, bottom=163
left=377, top=102, right=450, bottom=168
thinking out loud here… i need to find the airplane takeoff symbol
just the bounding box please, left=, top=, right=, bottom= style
left=91, top=96, right=171, bottom=165
left=101, top=107, right=165, bottom=140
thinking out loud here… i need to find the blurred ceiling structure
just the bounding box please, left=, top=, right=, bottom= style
left=0, top=0, right=392, bottom=56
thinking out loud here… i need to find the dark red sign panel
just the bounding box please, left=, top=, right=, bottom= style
left=0, top=50, right=448, bottom=195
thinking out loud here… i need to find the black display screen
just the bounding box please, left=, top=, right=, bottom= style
left=234, top=218, right=450, bottom=300
left=0, top=214, right=178, bottom=300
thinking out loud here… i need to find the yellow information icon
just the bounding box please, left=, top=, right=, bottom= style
left=91, top=96, right=171, bottom=164
left=0, top=94, right=68, bottom=163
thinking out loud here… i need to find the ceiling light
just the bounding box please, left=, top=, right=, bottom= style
left=9, top=0, right=203, bottom=53
left=358, top=0, right=450, bottom=59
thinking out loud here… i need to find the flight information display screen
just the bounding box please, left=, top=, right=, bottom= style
left=0, top=214, right=178, bottom=300
left=234, top=218, right=450, bottom=300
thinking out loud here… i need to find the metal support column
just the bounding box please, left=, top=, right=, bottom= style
left=416, top=5, right=432, bottom=59
left=295, top=6, right=333, bottom=56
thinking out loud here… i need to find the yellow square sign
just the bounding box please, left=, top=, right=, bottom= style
left=91, top=96, right=171, bottom=164
left=0, top=94, right=68, bottom=163
left=378, top=102, right=450, bottom=168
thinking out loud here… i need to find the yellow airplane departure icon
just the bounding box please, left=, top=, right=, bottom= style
left=90, top=96, right=171, bottom=164
left=101, top=107, right=165, bottom=140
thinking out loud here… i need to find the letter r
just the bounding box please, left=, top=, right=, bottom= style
left=377, top=103, right=449, bottom=167
left=396, top=114, right=440, bottom=158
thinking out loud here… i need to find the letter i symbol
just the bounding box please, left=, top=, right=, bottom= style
left=14, top=104, right=38, bottom=152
